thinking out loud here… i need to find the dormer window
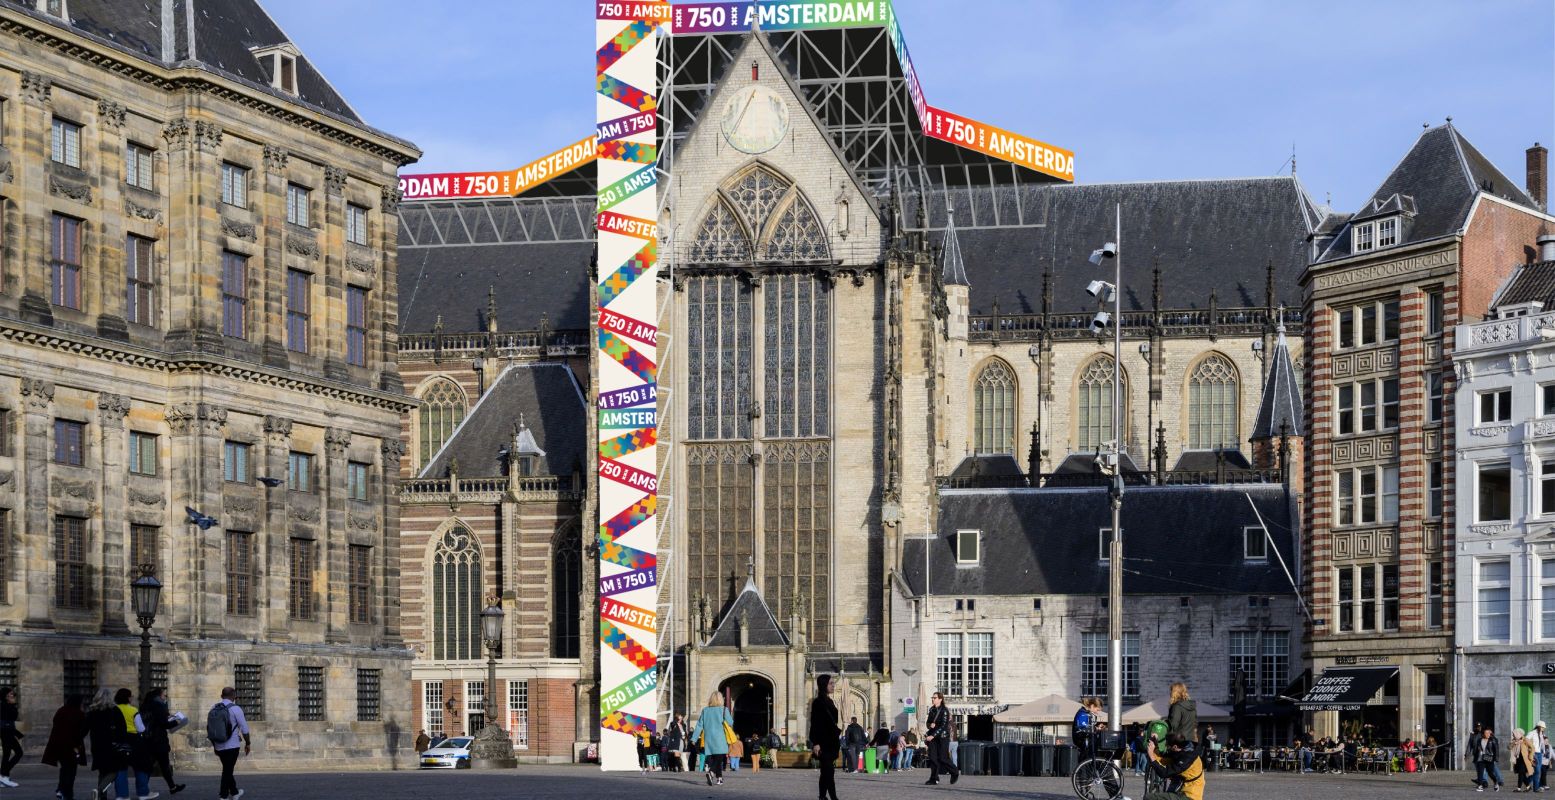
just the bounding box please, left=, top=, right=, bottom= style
left=40, top=0, right=67, bottom=20
left=955, top=529, right=980, bottom=564
left=1376, top=217, right=1398, bottom=248
left=252, top=44, right=301, bottom=96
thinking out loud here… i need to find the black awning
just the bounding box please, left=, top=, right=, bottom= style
left=1296, top=667, right=1398, bottom=711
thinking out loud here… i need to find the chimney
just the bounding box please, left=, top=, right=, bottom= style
left=1529, top=143, right=1549, bottom=209
left=1539, top=233, right=1555, bottom=264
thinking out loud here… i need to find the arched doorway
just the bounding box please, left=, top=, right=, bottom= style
left=719, top=674, right=774, bottom=740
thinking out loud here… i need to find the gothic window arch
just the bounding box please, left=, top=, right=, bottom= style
left=973, top=359, right=1018, bottom=455
left=687, top=164, right=830, bottom=264
left=688, top=200, right=752, bottom=262
left=1076, top=355, right=1128, bottom=453
left=1187, top=353, right=1240, bottom=450
left=759, top=196, right=828, bottom=261
left=417, top=377, right=466, bottom=469
left=551, top=522, right=581, bottom=659
left=430, top=525, right=482, bottom=661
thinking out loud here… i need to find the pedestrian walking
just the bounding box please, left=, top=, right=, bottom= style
left=809, top=675, right=841, bottom=800
left=902, top=728, right=918, bottom=770
left=206, top=686, right=251, bottom=800
left=923, top=691, right=959, bottom=786
left=1532, top=722, right=1550, bottom=792
left=1516, top=728, right=1534, bottom=792
left=1475, top=726, right=1505, bottom=792
left=0, top=686, right=21, bottom=787
left=692, top=690, right=732, bottom=787
left=1145, top=732, right=1206, bottom=800
left=872, top=724, right=890, bottom=772
left=135, top=689, right=185, bottom=795
left=87, top=688, right=136, bottom=800
left=843, top=716, right=866, bottom=773
left=1167, top=682, right=1199, bottom=747
left=665, top=713, right=689, bottom=772
left=414, top=729, right=431, bottom=753
left=42, top=694, right=87, bottom=800
left=111, top=688, right=157, bottom=800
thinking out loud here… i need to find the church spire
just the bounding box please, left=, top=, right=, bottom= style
left=1251, top=306, right=1302, bottom=441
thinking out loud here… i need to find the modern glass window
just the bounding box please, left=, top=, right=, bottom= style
left=1376, top=217, right=1398, bottom=248
left=297, top=666, right=324, bottom=721
left=51, top=117, right=81, bottom=166
left=287, top=451, right=313, bottom=493
left=1541, top=558, right=1555, bottom=640
left=1428, top=372, right=1445, bottom=422
left=424, top=681, right=444, bottom=736
left=1425, top=290, right=1445, bottom=336
left=126, top=234, right=155, bottom=326
left=418, top=379, right=466, bottom=467
left=125, top=142, right=154, bottom=190
left=973, top=359, right=1017, bottom=455
left=221, top=251, right=248, bottom=339
left=54, top=515, right=88, bottom=608
left=1428, top=561, right=1445, bottom=629
left=286, top=269, right=310, bottom=353
left=507, top=681, right=529, bottom=749
left=1479, top=389, right=1512, bottom=424
left=346, top=204, right=369, bottom=245
left=289, top=538, right=315, bottom=620
left=1188, top=354, right=1239, bottom=449
left=223, top=441, right=251, bottom=483
left=226, top=531, right=255, bottom=616
left=286, top=183, right=310, bottom=227
left=128, top=431, right=157, bottom=476
left=53, top=419, right=85, bottom=465
left=1244, top=526, right=1267, bottom=561
left=349, top=544, right=371, bottom=624
left=935, top=632, right=964, bottom=697
left=347, top=461, right=370, bottom=501
left=431, top=527, right=482, bottom=660
left=1476, top=560, right=1511, bottom=643
left=1478, top=463, right=1513, bottom=522
left=1078, top=355, right=1124, bottom=452
left=356, top=668, right=380, bottom=722
left=51, top=214, right=82, bottom=309
left=220, top=163, right=248, bottom=208
left=234, top=664, right=264, bottom=721
left=1337, top=385, right=1355, bottom=435
left=1338, top=566, right=1355, bottom=632
left=1336, top=466, right=1394, bottom=524
left=346, top=285, right=368, bottom=367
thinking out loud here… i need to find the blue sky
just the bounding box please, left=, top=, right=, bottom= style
left=265, top=0, right=1554, bottom=212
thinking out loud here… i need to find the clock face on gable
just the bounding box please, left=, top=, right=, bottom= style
left=719, top=85, right=791, bottom=155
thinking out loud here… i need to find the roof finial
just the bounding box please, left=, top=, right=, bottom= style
left=746, top=556, right=755, bottom=580
left=486, top=285, right=498, bottom=333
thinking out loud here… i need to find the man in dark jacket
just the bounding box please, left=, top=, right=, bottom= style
left=42, top=695, right=87, bottom=800
left=1146, top=733, right=1205, bottom=800
left=924, top=692, right=960, bottom=785
left=843, top=717, right=867, bottom=773
left=138, top=688, right=185, bottom=795
left=809, top=675, right=841, bottom=800
left=1473, top=727, right=1504, bottom=791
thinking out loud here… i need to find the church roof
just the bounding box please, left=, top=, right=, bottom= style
left=1316, top=123, right=1540, bottom=262
left=1251, top=326, right=1303, bottom=439
left=904, top=484, right=1295, bottom=597
left=940, top=210, right=969, bottom=286
left=4, top=0, right=392, bottom=133
left=706, top=576, right=789, bottom=648
left=420, top=363, right=586, bottom=479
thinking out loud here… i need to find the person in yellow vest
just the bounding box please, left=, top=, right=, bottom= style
left=1146, top=732, right=1204, bottom=800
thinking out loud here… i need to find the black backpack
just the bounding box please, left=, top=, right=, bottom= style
left=206, top=703, right=234, bottom=744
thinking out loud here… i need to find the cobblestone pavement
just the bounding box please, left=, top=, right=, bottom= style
left=2, top=762, right=1472, bottom=799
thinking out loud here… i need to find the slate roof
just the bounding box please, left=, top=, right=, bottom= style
left=1045, top=452, right=1148, bottom=487
left=1251, top=325, right=1303, bottom=439
left=903, top=484, right=1296, bottom=597
left=1494, top=260, right=1555, bottom=307
left=420, top=363, right=586, bottom=479
left=4, top=0, right=391, bottom=132
left=948, top=454, right=1026, bottom=487
left=706, top=576, right=789, bottom=648
left=397, top=242, right=594, bottom=334
left=911, top=177, right=1322, bottom=314
left=1170, top=448, right=1252, bottom=472
left=1317, top=123, right=1541, bottom=262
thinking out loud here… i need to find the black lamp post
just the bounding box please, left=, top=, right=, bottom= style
left=131, top=564, right=163, bottom=700
left=468, top=600, right=516, bottom=768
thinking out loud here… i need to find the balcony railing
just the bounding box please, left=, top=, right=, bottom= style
left=937, top=466, right=1285, bottom=490
left=970, top=306, right=1303, bottom=342
left=401, top=475, right=583, bottom=504
left=397, top=328, right=589, bottom=360
left=1460, top=311, right=1555, bottom=353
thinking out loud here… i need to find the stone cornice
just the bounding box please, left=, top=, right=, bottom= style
left=0, top=10, right=420, bottom=166
left=0, top=320, right=416, bottom=413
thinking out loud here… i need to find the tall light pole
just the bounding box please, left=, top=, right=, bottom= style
left=131, top=564, right=163, bottom=701
left=1088, top=203, right=1124, bottom=728
left=469, top=599, right=517, bottom=768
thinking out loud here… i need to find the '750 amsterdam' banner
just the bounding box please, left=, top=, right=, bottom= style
left=594, top=0, right=668, bottom=772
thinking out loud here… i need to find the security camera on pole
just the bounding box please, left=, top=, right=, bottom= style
left=1087, top=206, right=1124, bottom=729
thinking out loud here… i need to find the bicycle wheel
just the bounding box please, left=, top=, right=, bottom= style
left=1072, top=757, right=1125, bottom=800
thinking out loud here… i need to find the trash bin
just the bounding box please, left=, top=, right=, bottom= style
left=998, top=742, right=1022, bottom=776
left=958, top=742, right=985, bottom=775
left=1052, top=743, right=1076, bottom=776
left=1022, top=744, right=1044, bottom=777
left=984, top=743, right=1004, bottom=775
left=864, top=748, right=878, bottom=774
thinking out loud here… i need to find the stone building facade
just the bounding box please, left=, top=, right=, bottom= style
left=1301, top=123, right=1551, bottom=748
left=0, top=0, right=419, bottom=769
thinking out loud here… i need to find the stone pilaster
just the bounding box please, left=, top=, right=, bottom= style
left=262, top=415, right=292, bottom=639
left=195, top=403, right=227, bottom=636
left=321, top=167, right=349, bottom=380
left=18, top=72, right=53, bottom=325
left=261, top=145, right=290, bottom=368
left=323, top=426, right=351, bottom=640
left=94, top=99, right=129, bottom=341
left=376, top=186, right=404, bottom=393
left=379, top=439, right=405, bottom=641
left=95, top=392, right=131, bottom=632
left=19, top=379, right=54, bottom=627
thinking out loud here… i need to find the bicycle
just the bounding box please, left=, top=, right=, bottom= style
left=1072, top=728, right=1127, bottom=800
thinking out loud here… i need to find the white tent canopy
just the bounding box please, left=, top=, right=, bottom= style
left=1121, top=698, right=1234, bottom=724
left=995, top=693, right=1095, bottom=725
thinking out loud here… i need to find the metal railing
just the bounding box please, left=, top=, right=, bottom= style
left=936, top=466, right=1284, bottom=489
left=397, top=328, right=589, bottom=360
left=969, top=306, right=1304, bottom=342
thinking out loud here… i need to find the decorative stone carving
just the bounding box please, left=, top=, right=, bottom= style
left=381, top=439, right=406, bottom=470
left=0, top=160, right=11, bottom=183
left=263, top=415, right=293, bottom=439
left=263, top=144, right=289, bottom=175
left=50, top=479, right=94, bottom=499
left=124, top=198, right=162, bottom=222
left=164, top=404, right=195, bottom=434
left=161, top=118, right=190, bottom=151
left=129, top=489, right=165, bottom=507
left=221, top=217, right=256, bottom=242
left=286, top=237, right=321, bottom=260
left=21, top=379, right=54, bottom=410
left=193, top=121, right=223, bottom=152
left=347, top=252, right=376, bottom=273
left=291, top=506, right=321, bottom=523
left=349, top=515, right=377, bottom=531
left=0, top=471, right=11, bottom=487
left=380, top=186, right=402, bottom=215
left=1470, top=425, right=1511, bottom=438
left=1472, top=523, right=1513, bottom=535
left=197, top=404, right=227, bottom=433
left=324, top=165, right=347, bottom=196
left=325, top=428, right=352, bottom=458
left=97, top=99, right=127, bottom=129
left=224, top=497, right=259, bottom=514
left=95, top=394, right=131, bottom=428
left=1535, top=420, right=1555, bottom=437
left=49, top=175, right=93, bottom=203
left=20, top=71, right=52, bottom=105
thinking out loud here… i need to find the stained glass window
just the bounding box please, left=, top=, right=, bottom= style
left=759, top=199, right=828, bottom=261
left=418, top=378, right=466, bottom=467
left=1077, top=355, right=1126, bottom=452
left=688, top=201, right=752, bottom=262
left=432, top=527, right=482, bottom=661
left=762, top=440, right=831, bottom=647
left=686, top=275, right=753, bottom=440
left=689, top=166, right=831, bottom=263
left=1187, top=354, right=1239, bottom=449
left=974, top=359, right=1017, bottom=454
left=727, top=167, right=787, bottom=227
left=686, top=443, right=754, bottom=624
left=551, top=525, right=581, bottom=659
left=764, top=273, right=830, bottom=438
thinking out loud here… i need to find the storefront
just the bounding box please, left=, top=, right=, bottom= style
left=1298, top=666, right=1399, bottom=743
left=1458, top=654, right=1555, bottom=765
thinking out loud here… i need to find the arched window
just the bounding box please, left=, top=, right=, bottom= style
left=551, top=524, right=581, bottom=659
left=973, top=360, right=1017, bottom=454
left=688, top=164, right=831, bottom=264
left=1077, top=355, right=1126, bottom=452
left=1188, top=354, right=1240, bottom=449
left=431, top=526, right=482, bottom=661
left=418, top=378, right=466, bottom=468
left=689, top=200, right=752, bottom=262
left=759, top=198, right=828, bottom=261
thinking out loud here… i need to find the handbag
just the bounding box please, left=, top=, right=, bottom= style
left=723, top=720, right=738, bottom=746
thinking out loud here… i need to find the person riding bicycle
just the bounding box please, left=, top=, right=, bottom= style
left=1146, top=733, right=1204, bottom=800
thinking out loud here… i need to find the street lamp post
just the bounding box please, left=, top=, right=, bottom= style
left=1088, top=204, right=1125, bottom=728
left=468, top=600, right=517, bottom=769
left=131, top=564, right=163, bottom=701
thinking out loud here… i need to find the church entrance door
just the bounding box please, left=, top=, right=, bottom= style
left=720, top=674, right=774, bottom=741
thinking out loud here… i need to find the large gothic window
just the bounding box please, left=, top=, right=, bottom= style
left=1077, top=355, right=1127, bottom=453
left=1187, top=354, right=1240, bottom=449
left=551, top=524, right=581, bottom=659
left=760, top=199, right=828, bottom=261
left=764, top=273, right=830, bottom=438
left=418, top=378, right=466, bottom=468
left=686, top=443, right=754, bottom=620
left=687, top=165, right=830, bottom=264
left=687, top=275, right=754, bottom=440
left=973, top=360, right=1017, bottom=455
left=688, top=201, right=752, bottom=262
left=431, top=526, right=482, bottom=661
left=763, top=440, right=831, bottom=647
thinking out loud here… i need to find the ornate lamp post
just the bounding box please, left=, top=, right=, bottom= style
left=469, top=599, right=517, bottom=768
left=131, top=564, right=163, bottom=701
